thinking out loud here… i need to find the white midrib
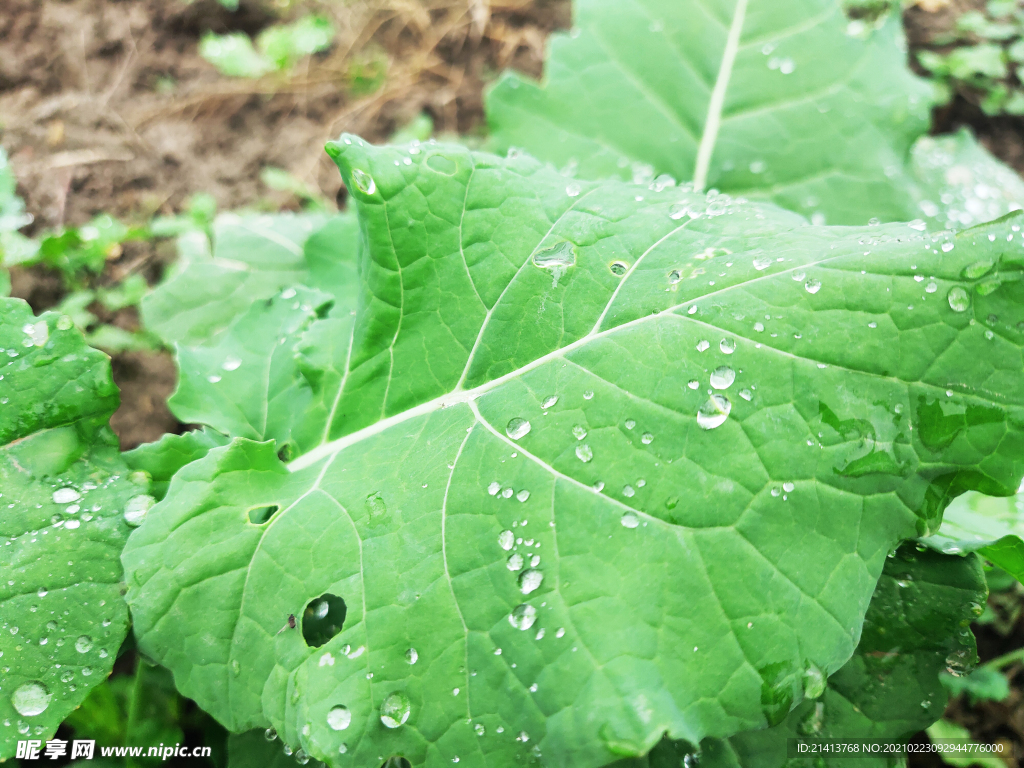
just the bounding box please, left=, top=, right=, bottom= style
left=692, top=0, right=748, bottom=192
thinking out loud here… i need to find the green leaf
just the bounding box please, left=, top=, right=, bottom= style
left=141, top=213, right=352, bottom=346
left=919, top=489, right=1024, bottom=583
left=199, top=32, right=273, bottom=79
left=925, top=720, right=1004, bottom=768
left=0, top=298, right=139, bottom=758
left=168, top=286, right=335, bottom=455
left=940, top=666, right=1011, bottom=704
left=485, top=0, right=1024, bottom=227
left=706, top=544, right=986, bottom=767
left=123, top=139, right=1024, bottom=767
left=257, top=16, right=334, bottom=71
left=946, top=44, right=1008, bottom=80
left=122, top=428, right=230, bottom=500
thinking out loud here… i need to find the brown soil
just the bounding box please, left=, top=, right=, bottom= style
left=0, top=0, right=570, bottom=448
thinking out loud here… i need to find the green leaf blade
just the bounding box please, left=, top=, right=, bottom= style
left=126, top=141, right=1024, bottom=767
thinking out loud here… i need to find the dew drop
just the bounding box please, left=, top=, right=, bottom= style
left=265, top=728, right=277, bottom=742
left=696, top=340, right=710, bottom=353
left=641, top=432, right=653, bottom=445
left=622, top=485, right=635, bottom=497
left=566, top=182, right=581, bottom=197
left=720, top=338, right=736, bottom=355
left=507, top=553, right=524, bottom=571
left=697, top=395, right=732, bottom=430
left=222, top=357, right=242, bottom=371
left=572, top=425, right=587, bottom=440
left=75, top=635, right=93, bottom=653
left=475, top=723, right=486, bottom=736
left=804, top=279, right=821, bottom=294
left=123, top=495, right=155, bottom=527
left=509, top=604, right=538, bottom=630
left=753, top=256, right=772, bottom=271
left=947, top=287, right=970, bottom=313
left=351, top=169, right=376, bottom=195
left=687, top=380, right=699, bottom=389
left=624, top=419, right=636, bottom=430
left=533, top=242, right=576, bottom=270
left=498, top=530, right=515, bottom=550
left=506, top=418, right=531, bottom=440
left=575, top=444, right=593, bottom=463
left=925, top=281, right=937, bottom=294
left=541, top=395, right=559, bottom=409
left=621, top=512, right=640, bottom=529
left=53, top=488, right=81, bottom=505
left=406, top=648, right=418, bottom=665
left=380, top=692, right=411, bottom=728
left=709, top=366, right=735, bottom=390
left=488, top=482, right=501, bottom=496
left=12, top=682, right=50, bottom=717
left=518, top=569, right=544, bottom=595
left=327, top=705, right=351, bottom=731
left=516, top=490, right=531, bottom=503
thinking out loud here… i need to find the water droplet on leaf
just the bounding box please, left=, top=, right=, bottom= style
left=327, top=705, right=352, bottom=731
left=697, top=395, right=732, bottom=430
left=518, top=569, right=544, bottom=595
left=509, top=604, right=537, bottom=630
left=506, top=418, right=531, bottom=440
left=710, top=366, right=735, bottom=389
left=351, top=169, right=376, bottom=195
left=123, top=495, right=155, bottom=527
left=12, top=682, right=50, bottom=717
left=947, top=287, right=970, bottom=312
left=380, top=692, right=411, bottom=728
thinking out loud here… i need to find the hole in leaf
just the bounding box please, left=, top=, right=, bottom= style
left=277, top=442, right=296, bottom=462
left=302, top=593, right=347, bottom=647
left=247, top=505, right=279, bottom=524
left=381, top=759, right=412, bottom=768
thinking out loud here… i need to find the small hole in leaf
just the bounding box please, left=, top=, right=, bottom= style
left=277, top=443, right=296, bottom=462
left=247, top=505, right=279, bottom=524
left=302, top=593, right=347, bottom=647
left=381, top=759, right=412, bottom=768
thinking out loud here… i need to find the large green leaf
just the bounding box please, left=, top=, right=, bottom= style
left=704, top=544, right=986, bottom=767
left=141, top=213, right=357, bottom=346
left=0, top=298, right=140, bottom=758
left=123, top=139, right=1024, bottom=767
left=485, top=0, right=1024, bottom=227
